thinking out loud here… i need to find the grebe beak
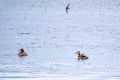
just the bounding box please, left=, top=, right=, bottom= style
left=18, top=49, right=22, bottom=51
left=75, top=52, right=78, bottom=54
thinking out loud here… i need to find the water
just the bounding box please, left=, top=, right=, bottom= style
left=0, top=0, right=120, bottom=80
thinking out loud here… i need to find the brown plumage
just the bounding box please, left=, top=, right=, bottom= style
left=18, top=48, right=27, bottom=57
left=75, top=51, right=88, bottom=60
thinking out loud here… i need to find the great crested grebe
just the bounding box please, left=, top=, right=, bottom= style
left=75, top=51, right=88, bottom=60
left=18, top=48, right=27, bottom=57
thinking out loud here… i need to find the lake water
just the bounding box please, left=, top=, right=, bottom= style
left=0, top=0, right=120, bottom=80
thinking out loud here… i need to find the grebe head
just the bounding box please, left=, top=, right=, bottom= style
left=19, top=48, right=24, bottom=52
left=75, top=51, right=80, bottom=54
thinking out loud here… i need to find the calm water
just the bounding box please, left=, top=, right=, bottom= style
left=0, top=0, right=120, bottom=80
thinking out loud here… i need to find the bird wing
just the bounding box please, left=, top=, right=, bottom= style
left=67, top=3, right=70, bottom=8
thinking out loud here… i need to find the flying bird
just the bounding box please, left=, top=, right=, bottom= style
left=66, top=3, right=70, bottom=14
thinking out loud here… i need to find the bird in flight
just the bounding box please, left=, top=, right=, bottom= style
left=66, top=3, right=70, bottom=14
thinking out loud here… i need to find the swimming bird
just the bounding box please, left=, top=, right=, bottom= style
left=66, top=3, right=70, bottom=14
left=18, top=48, right=27, bottom=57
left=75, top=51, right=88, bottom=60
